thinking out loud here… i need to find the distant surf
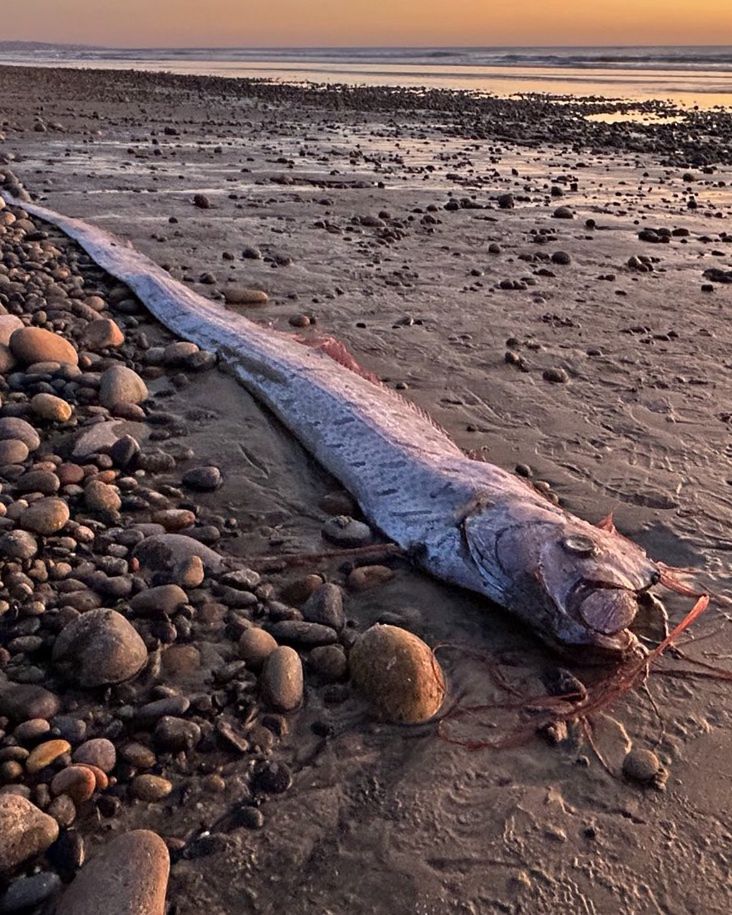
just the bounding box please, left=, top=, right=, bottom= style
left=2, top=44, right=732, bottom=106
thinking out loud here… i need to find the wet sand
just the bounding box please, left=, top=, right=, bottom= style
left=0, top=65, right=731, bottom=914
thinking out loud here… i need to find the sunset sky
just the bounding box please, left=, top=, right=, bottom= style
left=5, top=0, right=732, bottom=47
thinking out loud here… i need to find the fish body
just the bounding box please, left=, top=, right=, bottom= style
left=3, top=193, right=660, bottom=655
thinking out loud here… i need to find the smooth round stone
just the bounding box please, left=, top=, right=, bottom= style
left=9, top=327, right=78, bottom=366
left=99, top=365, right=148, bottom=409
left=56, top=830, right=170, bottom=915
left=130, top=584, right=187, bottom=616
left=0, top=872, right=62, bottom=913
left=622, top=748, right=663, bottom=784
left=349, top=624, right=446, bottom=723
left=0, top=794, right=59, bottom=873
left=261, top=646, right=303, bottom=712
left=0, top=343, right=16, bottom=373
left=302, top=583, right=345, bottom=630
left=13, top=718, right=51, bottom=743
left=20, top=497, right=70, bottom=535
left=347, top=565, right=395, bottom=591
left=321, top=515, right=372, bottom=547
left=133, top=534, right=225, bottom=578
left=52, top=609, right=148, bottom=687
left=154, top=716, right=201, bottom=752
left=26, top=739, right=71, bottom=774
left=131, top=775, right=173, bottom=802
left=0, top=683, right=61, bottom=722
left=0, top=439, right=29, bottom=464
left=0, top=530, right=38, bottom=560
left=120, top=742, right=156, bottom=769
left=50, top=765, right=97, bottom=805
left=84, top=479, right=122, bottom=512
left=309, top=644, right=348, bottom=681
left=181, top=466, right=222, bottom=491
left=30, top=392, right=73, bottom=423
left=162, top=341, right=198, bottom=364
left=239, top=628, right=278, bottom=669
left=151, top=509, right=195, bottom=531
left=83, top=318, right=125, bottom=350
left=0, top=417, right=40, bottom=452
left=15, top=469, right=60, bottom=496
left=72, top=738, right=116, bottom=773
left=223, top=286, right=269, bottom=306
left=0, top=314, right=23, bottom=346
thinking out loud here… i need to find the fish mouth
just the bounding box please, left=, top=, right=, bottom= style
left=565, top=579, right=641, bottom=638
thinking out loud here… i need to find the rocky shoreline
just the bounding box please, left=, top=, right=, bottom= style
left=0, top=188, right=423, bottom=912
left=0, top=62, right=730, bottom=915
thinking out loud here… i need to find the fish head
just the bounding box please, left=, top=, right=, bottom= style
left=465, top=510, right=660, bottom=656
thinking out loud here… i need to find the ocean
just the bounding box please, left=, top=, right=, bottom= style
left=3, top=45, right=732, bottom=107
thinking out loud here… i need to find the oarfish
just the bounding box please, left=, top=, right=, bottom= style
left=3, top=192, right=679, bottom=657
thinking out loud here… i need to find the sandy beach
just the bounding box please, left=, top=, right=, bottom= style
left=0, top=64, right=731, bottom=914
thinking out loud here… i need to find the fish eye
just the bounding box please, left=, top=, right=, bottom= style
left=561, top=535, right=597, bottom=557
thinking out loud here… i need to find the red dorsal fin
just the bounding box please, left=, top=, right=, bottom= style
left=596, top=512, right=617, bottom=535
left=298, top=335, right=381, bottom=384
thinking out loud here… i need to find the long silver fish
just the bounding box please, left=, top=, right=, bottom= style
left=2, top=192, right=667, bottom=657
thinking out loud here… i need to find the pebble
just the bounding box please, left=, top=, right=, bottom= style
left=99, top=365, right=149, bottom=409
left=154, top=716, right=201, bottom=752
left=56, top=830, right=169, bottom=915
left=30, top=392, right=73, bottom=422
left=321, top=515, right=372, bottom=547
left=133, top=533, right=225, bottom=578
left=83, top=318, right=125, bottom=349
left=543, top=367, right=569, bottom=384
left=50, top=765, right=97, bottom=804
left=20, top=497, right=70, bottom=535
left=26, top=739, right=71, bottom=774
left=9, top=326, right=78, bottom=366
left=622, top=748, right=665, bottom=787
left=0, top=314, right=23, bottom=345
left=302, top=582, right=345, bottom=630
left=267, top=620, right=339, bottom=646
left=347, top=564, right=395, bottom=591
left=52, top=609, right=148, bottom=687
left=132, top=775, right=173, bottom=802
left=130, top=584, right=187, bottom=616
left=0, top=530, right=38, bottom=560
left=0, top=794, right=59, bottom=873
left=193, top=193, right=211, bottom=209
left=261, top=646, right=304, bottom=712
left=0, top=683, right=61, bottom=722
left=239, top=627, right=278, bottom=669
left=349, top=624, right=445, bottom=723
left=0, top=872, right=62, bottom=913
left=0, top=417, right=41, bottom=452
left=84, top=479, right=122, bottom=512
left=223, top=286, right=269, bottom=306
left=309, top=644, right=348, bottom=681
left=72, top=738, right=116, bottom=773
left=0, top=439, right=29, bottom=464
left=182, top=465, right=222, bottom=490
left=553, top=206, right=574, bottom=219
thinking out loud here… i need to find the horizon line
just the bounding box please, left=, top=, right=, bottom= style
left=4, top=40, right=732, bottom=51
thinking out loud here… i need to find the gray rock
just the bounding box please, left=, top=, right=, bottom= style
left=0, top=794, right=59, bottom=874
left=0, top=683, right=61, bottom=722
left=302, top=583, right=345, bottom=630
left=321, top=515, right=372, bottom=547
left=99, top=365, right=148, bottom=409
left=267, top=620, right=338, bottom=646
left=0, top=417, right=40, bottom=452
left=0, top=872, right=61, bottom=912
left=56, top=830, right=169, bottom=915
left=261, top=647, right=303, bottom=712
left=133, top=534, right=225, bottom=579
left=52, top=609, right=147, bottom=687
